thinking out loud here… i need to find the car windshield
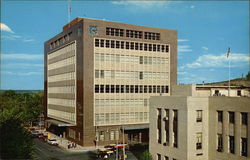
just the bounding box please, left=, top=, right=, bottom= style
left=49, top=139, right=56, bottom=141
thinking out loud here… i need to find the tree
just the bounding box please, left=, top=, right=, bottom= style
left=246, top=71, right=250, bottom=81
left=0, top=90, right=44, bottom=159
left=0, top=109, right=33, bottom=159
left=139, top=150, right=153, bottom=160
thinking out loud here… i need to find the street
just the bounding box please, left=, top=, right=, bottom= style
left=32, top=138, right=138, bottom=160
left=32, top=138, right=96, bottom=160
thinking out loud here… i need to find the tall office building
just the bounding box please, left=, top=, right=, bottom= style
left=44, top=17, right=177, bottom=146
left=149, top=85, right=250, bottom=160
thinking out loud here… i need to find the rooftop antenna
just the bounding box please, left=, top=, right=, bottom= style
left=68, top=0, right=71, bottom=25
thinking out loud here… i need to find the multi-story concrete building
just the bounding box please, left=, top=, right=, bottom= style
left=44, top=17, right=177, bottom=146
left=149, top=85, right=250, bottom=160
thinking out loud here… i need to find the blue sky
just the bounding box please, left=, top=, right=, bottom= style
left=1, top=1, right=249, bottom=90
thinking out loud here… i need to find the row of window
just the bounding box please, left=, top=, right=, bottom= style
left=157, top=154, right=177, bottom=160
left=48, top=72, right=75, bottom=83
left=95, top=112, right=148, bottom=125
left=106, top=27, right=124, bottom=37
left=95, top=53, right=169, bottom=65
left=48, top=56, right=75, bottom=71
left=95, top=85, right=169, bottom=94
left=48, top=109, right=75, bottom=122
left=48, top=98, right=75, bottom=107
left=105, top=27, right=160, bottom=40
left=95, top=70, right=169, bottom=80
left=49, top=32, right=72, bottom=50
left=94, top=39, right=169, bottom=52
left=217, top=111, right=248, bottom=125
left=48, top=43, right=75, bottom=60
left=95, top=99, right=148, bottom=107
left=217, top=134, right=248, bottom=157
left=126, top=29, right=143, bottom=39
left=145, top=32, right=160, bottom=40
left=48, top=86, right=75, bottom=94
left=96, top=130, right=120, bottom=141
left=157, top=108, right=178, bottom=148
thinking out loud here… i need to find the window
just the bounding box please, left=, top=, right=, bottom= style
left=139, top=72, right=143, bottom=80
left=110, top=131, right=115, bottom=140
left=157, top=108, right=162, bottom=144
left=217, top=134, right=223, bottom=152
left=100, top=70, right=104, bottom=78
left=105, top=85, right=110, bottom=93
left=217, top=111, right=223, bottom=122
left=173, top=110, right=178, bottom=148
left=196, top=132, right=202, bottom=150
left=126, top=85, right=130, bottom=93
left=241, top=138, right=248, bottom=157
left=100, top=39, right=104, bottom=47
left=115, top=130, right=119, bottom=140
left=144, top=85, right=148, bottom=93
left=95, top=85, right=99, bottom=93
left=229, top=136, right=235, bottom=154
left=237, top=90, right=241, bottom=96
left=100, top=131, right=104, bottom=141
left=196, top=110, right=202, bottom=122
left=139, top=56, right=143, bottom=64
left=95, top=70, right=99, bottom=78
left=164, top=109, right=169, bottom=146
left=229, top=112, right=235, bottom=124
left=100, top=85, right=104, bottom=93
left=241, top=112, right=248, bottom=125
left=106, top=40, right=110, bottom=48
left=164, top=156, right=169, bottom=160
left=157, top=154, right=161, bottom=160
left=115, top=85, right=120, bottom=93
left=111, top=85, right=115, bottom=93
left=121, top=85, right=124, bottom=93
left=95, top=39, right=99, bottom=47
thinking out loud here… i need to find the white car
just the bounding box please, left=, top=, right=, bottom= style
left=47, top=139, right=59, bottom=146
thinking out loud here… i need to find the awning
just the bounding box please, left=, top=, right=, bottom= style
left=46, top=119, right=75, bottom=127
left=123, top=124, right=149, bottom=131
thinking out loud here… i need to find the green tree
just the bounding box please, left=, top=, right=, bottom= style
left=139, top=150, right=153, bottom=160
left=0, top=90, right=44, bottom=159
left=246, top=71, right=250, bottom=81
left=0, top=109, right=33, bottom=159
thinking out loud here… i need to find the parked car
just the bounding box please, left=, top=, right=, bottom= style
left=47, top=139, right=59, bottom=146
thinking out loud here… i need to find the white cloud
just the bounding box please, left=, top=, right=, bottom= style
left=112, top=0, right=169, bottom=9
left=0, top=23, right=14, bottom=33
left=178, top=45, right=192, bottom=52
left=190, top=5, right=195, bottom=9
left=182, top=53, right=249, bottom=69
left=178, top=39, right=189, bottom=42
left=23, top=39, right=35, bottom=42
left=4, top=63, right=43, bottom=68
left=2, top=71, right=42, bottom=76
left=2, top=54, right=43, bottom=61
left=202, top=46, right=208, bottom=51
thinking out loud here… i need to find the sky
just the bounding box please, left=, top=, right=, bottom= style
left=1, top=0, right=249, bottom=90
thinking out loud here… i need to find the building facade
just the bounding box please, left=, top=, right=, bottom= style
left=44, top=17, right=177, bottom=146
left=149, top=85, right=250, bottom=160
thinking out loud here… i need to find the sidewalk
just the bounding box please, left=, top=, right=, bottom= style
left=38, top=129, right=101, bottom=152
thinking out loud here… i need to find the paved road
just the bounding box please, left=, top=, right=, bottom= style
left=33, top=138, right=137, bottom=160
left=33, top=138, right=96, bottom=160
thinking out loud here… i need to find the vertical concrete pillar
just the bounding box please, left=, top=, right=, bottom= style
left=223, top=111, right=228, bottom=153
left=235, top=112, right=241, bottom=156
left=169, top=109, right=173, bottom=147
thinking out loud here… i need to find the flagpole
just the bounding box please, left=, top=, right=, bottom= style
left=227, top=47, right=230, bottom=96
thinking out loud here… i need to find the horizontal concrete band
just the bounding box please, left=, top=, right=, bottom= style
left=47, top=114, right=75, bottom=125
left=48, top=104, right=75, bottom=113
left=48, top=64, right=75, bottom=76
left=48, top=93, right=75, bottom=99
left=48, top=51, right=75, bottom=65
left=48, top=80, right=75, bottom=87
